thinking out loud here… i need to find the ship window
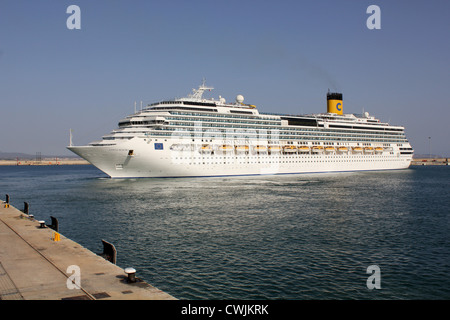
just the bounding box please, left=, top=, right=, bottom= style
left=281, top=117, right=318, bottom=127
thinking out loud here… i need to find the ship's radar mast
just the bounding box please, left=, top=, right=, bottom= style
left=186, top=79, right=214, bottom=101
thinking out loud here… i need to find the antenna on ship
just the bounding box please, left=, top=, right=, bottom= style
left=69, top=129, right=73, bottom=147
left=187, top=78, right=214, bottom=101
left=134, top=101, right=137, bottom=114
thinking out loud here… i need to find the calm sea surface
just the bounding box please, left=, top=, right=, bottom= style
left=1, top=165, right=449, bottom=300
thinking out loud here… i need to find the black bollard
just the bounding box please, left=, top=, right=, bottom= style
left=23, top=202, right=29, bottom=214
left=47, top=216, right=59, bottom=232
left=5, top=194, right=10, bottom=204
left=99, top=240, right=117, bottom=264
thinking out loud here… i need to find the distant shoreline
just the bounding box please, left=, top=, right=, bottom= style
left=0, top=159, right=90, bottom=166
left=411, top=158, right=449, bottom=166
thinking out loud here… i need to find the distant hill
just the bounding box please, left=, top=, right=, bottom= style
left=0, top=151, right=33, bottom=160
left=0, top=150, right=80, bottom=160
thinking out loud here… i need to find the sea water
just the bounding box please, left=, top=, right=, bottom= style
left=1, top=165, right=449, bottom=299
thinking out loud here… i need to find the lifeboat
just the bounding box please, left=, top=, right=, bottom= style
left=200, top=144, right=213, bottom=154
left=352, top=147, right=363, bottom=153
left=218, top=145, right=234, bottom=153
left=337, top=147, right=348, bottom=153
left=312, top=146, right=324, bottom=153
left=325, top=146, right=335, bottom=153
left=235, top=145, right=249, bottom=153
left=171, top=144, right=190, bottom=151
left=298, top=146, right=310, bottom=153
left=283, top=145, right=297, bottom=153
left=268, top=145, right=281, bottom=153
left=254, top=145, right=268, bottom=153
left=375, top=147, right=384, bottom=153
left=364, top=147, right=374, bottom=154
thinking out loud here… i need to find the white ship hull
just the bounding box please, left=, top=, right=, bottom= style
left=68, top=138, right=412, bottom=178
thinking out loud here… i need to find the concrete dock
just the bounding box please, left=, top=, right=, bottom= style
left=411, top=158, right=449, bottom=166
left=0, top=201, right=176, bottom=300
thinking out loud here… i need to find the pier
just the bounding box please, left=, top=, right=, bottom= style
left=0, top=199, right=176, bottom=300
left=410, top=158, right=449, bottom=166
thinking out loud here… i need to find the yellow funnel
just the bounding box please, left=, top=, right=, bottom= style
left=327, top=92, right=343, bottom=115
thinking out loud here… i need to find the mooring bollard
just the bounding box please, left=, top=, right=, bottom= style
left=124, top=267, right=137, bottom=283
left=99, top=240, right=117, bottom=264
left=23, top=202, right=29, bottom=214
left=47, top=216, right=59, bottom=232
left=38, top=220, right=46, bottom=228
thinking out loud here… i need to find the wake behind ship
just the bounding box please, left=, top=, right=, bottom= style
left=68, top=81, right=413, bottom=178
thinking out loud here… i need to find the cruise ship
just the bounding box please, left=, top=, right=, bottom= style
left=68, top=81, right=414, bottom=178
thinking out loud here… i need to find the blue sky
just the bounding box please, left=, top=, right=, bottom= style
left=1, top=0, right=449, bottom=156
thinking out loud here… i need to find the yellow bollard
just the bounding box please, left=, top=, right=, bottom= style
left=53, top=232, right=61, bottom=242
left=4, top=204, right=10, bottom=208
